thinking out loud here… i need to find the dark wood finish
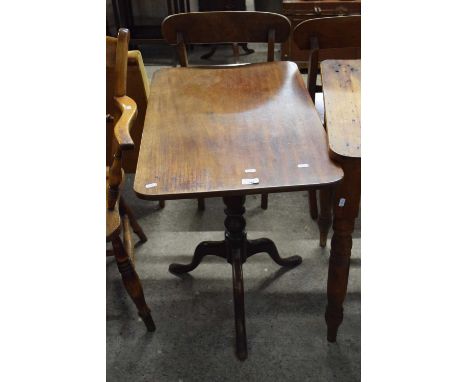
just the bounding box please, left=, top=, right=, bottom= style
left=162, top=11, right=291, bottom=46
left=308, top=190, right=318, bottom=219
left=281, top=1, right=361, bottom=66
left=197, top=1, right=252, bottom=61
left=320, top=59, right=360, bottom=341
left=260, top=193, right=268, bottom=209
left=169, top=195, right=302, bottom=360
left=197, top=198, right=206, bottom=211
left=199, top=0, right=246, bottom=12
left=134, top=59, right=343, bottom=358
left=106, top=29, right=154, bottom=332
left=134, top=62, right=343, bottom=201
left=318, top=187, right=332, bottom=247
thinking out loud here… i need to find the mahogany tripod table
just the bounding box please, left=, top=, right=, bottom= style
left=134, top=61, right=343, bottom=360
left=318, top=59, right=361, bottom=342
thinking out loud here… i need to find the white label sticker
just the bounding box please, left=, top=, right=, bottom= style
left=145, top=182, right=157, bottom=189
left=339, top=198, right=346, bottom=207
left=245, top=168, right=256, bottom=173
left=297, top=163, right=310, bottom=168
left=242, top=178, right=259, bottom=185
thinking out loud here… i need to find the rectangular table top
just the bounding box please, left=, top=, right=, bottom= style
left=321, top=59, right=361, bottom=159
left=134, top=61, right=343, bottom=200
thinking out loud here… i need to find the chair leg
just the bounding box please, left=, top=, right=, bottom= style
left=122, top=215, right=135, bottom=264
left=308, top=190, right=318, bottom=220
left=111, top=235, right=155, bottom=332
left=119, top=196, right=147, bottom=243
left=197, top=198, right=205, bottom=211
left=232, top=43, right=240, bottom=64
left=261, top=194, right=268, bottom=210
left=159, top=200, right=165, bottom=209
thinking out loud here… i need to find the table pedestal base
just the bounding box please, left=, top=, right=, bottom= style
left=169, top=195, right=302, bottom=361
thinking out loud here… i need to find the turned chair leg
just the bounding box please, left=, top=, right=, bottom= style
left=197, top=197, right=205, bottom=211
left=119, top=196, right=147, bottom=243
left=308, top=189, right=318, bottom=220
left=122, top=215, right=135, bottom=264
left=111, top=235, right=155, bottom=332
left=232, top=43, right=240, bottom=64
left=261, top=194, right=268, bottom=210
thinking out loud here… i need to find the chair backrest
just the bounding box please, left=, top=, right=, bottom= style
left=162, top=11, right=291, bottom=65
left=106, top=28, right=137, bottom=210
left=293, top=16, right=361, bottom=101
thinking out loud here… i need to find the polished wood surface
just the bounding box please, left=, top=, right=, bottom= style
left=317, top=59, right=361, bottom=342
left=134, top=61, right=343, bottom=200
left=321, top=59, right=361, bottom=159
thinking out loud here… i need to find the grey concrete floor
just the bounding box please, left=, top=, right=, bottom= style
left=107, top=44, right=360, bottom=381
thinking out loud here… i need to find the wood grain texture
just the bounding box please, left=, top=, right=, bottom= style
left=321, top=59, right=360, bottom=159
left=134, top=61, right=343, bottom=200
left=162, top=11, right=291, bottom=45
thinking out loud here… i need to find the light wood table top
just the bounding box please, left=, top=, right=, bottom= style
left=319, top=59, right=361, bottom=343
left=321, top=59, right=361, bottom=159
left=134, top=61, right=343, bottom=200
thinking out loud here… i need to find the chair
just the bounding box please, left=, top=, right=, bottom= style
left=293, top=15, right=361, bottom=245
left=106, top=28, right=155, bottom=332
left=162, top=11, right=291, bottom=210
left=106, top=36, right=166, bottom=208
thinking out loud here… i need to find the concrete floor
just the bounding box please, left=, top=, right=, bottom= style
left=107, top=44, right=360, bottom=381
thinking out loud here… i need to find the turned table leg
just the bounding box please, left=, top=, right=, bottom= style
left=168, top=194, right=302, bottom=360
left=308, top=190, right=318, bottom=220
left=318, top=187, right=333, bottom=248
left=223, top=195, right=248, bottom=360
left=325, top=160, right=360, bottom=342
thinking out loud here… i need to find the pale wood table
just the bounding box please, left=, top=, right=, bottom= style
left=318, top=59, right=361, bottom=342
left=134, top=61, right=343, bottom=360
